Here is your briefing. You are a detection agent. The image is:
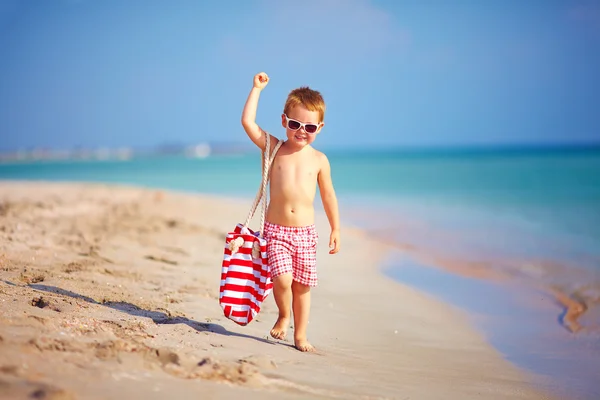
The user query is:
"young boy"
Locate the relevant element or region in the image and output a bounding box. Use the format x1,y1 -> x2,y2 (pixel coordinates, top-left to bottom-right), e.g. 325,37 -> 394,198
241,72 -> 340,352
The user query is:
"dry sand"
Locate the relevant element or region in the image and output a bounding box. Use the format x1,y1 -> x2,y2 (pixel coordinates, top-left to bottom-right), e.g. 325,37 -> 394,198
0,181 -> 555,399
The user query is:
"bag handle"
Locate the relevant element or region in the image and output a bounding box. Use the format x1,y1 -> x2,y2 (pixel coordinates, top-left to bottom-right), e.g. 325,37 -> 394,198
243,132 -> 282,235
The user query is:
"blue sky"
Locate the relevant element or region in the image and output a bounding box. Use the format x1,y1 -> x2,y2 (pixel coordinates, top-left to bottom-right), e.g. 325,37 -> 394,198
0,0 -> 599,151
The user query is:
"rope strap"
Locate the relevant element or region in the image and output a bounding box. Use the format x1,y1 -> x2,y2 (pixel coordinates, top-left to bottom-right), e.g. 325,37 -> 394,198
243,132 -> 282,235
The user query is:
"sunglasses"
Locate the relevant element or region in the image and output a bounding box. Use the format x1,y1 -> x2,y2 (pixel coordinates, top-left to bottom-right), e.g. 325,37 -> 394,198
284,114 -> 321,134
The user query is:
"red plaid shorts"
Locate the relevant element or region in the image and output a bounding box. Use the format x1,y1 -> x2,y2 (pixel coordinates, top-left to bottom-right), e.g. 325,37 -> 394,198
263,222 -> 319,287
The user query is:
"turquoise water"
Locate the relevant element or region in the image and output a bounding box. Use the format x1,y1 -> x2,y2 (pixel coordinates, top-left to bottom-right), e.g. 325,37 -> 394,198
3,146 -> 599,266
2,146 -> 599,269
2,145 -> 600,397
2,146 -> 599,307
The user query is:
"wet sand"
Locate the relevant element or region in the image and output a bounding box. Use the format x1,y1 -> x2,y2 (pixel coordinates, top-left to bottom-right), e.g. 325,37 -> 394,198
386,255 -> 600,400
0,181 -> 554,399
347,209 -> 600,336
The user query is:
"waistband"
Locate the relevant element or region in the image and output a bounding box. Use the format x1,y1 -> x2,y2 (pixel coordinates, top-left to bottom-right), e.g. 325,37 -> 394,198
264,221 -> 316,235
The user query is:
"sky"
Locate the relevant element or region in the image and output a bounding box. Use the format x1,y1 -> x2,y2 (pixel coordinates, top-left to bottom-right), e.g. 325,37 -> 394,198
0,0 -> 599,152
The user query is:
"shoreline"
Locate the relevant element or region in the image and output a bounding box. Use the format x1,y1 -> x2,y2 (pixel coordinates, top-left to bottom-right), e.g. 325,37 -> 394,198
383,253 -> 600,400
384,236 -> 592,334
350,204 -> 600,399
0,181 -> 554,399
339,202 -> 599,337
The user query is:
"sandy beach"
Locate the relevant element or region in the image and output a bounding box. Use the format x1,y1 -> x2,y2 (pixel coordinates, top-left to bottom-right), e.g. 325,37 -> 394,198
0,181 -> 554,400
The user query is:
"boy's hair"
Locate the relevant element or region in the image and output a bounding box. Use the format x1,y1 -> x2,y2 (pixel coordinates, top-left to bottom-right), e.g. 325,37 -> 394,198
283,87 -> 326,123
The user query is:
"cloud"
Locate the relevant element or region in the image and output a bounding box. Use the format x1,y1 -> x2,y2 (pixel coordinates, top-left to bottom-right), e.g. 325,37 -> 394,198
216,0 -> 410,66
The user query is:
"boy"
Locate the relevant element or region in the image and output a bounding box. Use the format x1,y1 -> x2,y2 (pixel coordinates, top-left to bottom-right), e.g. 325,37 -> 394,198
241,72 -> 340,352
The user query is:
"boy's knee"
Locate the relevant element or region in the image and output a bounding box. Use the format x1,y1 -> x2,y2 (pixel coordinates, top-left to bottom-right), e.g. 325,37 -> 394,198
273,273 -> 293,288
291,280 -> 310,294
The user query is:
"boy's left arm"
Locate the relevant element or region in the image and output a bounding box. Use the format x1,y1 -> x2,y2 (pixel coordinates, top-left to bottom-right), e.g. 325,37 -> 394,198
317,153 -> 340,254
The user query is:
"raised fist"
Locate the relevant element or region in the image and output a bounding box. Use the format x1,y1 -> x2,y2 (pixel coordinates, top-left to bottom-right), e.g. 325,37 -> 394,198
253,72 -> 269,90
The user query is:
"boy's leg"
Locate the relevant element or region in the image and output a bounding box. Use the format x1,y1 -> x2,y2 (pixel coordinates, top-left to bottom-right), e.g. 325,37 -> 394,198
265,222 -> 294,340
270,273 -> 293,340
291,225 -> 318,352
291,280 -> 314,352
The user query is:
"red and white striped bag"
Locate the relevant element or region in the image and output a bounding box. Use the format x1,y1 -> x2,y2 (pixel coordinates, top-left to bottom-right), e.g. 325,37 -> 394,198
219,134 -> 282,326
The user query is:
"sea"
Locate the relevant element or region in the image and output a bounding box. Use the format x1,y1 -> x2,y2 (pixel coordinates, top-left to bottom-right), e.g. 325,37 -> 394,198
1,144 -> 599,399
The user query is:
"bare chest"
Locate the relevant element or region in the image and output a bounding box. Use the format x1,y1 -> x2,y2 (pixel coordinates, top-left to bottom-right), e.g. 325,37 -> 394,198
270,157 -> 319,186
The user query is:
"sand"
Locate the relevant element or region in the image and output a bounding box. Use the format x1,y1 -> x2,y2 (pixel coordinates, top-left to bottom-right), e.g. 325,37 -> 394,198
0,181 -> 554,400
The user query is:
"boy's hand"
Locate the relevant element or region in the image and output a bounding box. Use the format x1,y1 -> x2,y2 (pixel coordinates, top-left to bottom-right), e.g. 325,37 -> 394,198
329,229 -> 340,254
253,72 -> 269,90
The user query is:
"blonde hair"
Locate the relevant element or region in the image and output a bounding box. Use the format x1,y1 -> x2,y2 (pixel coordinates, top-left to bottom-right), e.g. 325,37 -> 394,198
283,86 -> 326,123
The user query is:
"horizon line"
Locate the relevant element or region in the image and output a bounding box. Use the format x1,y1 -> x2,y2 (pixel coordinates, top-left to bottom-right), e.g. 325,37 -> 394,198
1,139 -> 599,154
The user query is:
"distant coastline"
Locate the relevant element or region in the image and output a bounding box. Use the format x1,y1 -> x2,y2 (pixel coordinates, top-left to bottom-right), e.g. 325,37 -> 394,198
0,141 -> 257,163
1,140 -> 598,164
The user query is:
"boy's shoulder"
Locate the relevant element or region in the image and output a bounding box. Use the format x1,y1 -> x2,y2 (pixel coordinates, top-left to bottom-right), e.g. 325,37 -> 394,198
310,147 -> 331,172
313,147 -> 329,161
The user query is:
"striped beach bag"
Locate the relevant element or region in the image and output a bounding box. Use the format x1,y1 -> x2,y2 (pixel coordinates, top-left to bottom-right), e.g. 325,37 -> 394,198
220,134 -> 282,326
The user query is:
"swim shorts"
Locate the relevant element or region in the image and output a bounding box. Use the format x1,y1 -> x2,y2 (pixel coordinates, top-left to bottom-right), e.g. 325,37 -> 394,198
263,221 -> 319,287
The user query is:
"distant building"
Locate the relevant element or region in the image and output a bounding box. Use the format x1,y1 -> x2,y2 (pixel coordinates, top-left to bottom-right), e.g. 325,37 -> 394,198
186,144 -> 211,158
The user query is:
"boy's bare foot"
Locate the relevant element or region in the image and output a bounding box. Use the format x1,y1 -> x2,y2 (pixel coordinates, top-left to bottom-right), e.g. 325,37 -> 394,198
270,316 -> 289,340
294,339 -> 315,352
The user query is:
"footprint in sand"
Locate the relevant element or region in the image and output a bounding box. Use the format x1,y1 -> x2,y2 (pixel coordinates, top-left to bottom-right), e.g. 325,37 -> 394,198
31,296 -> 49,309
30,296 -> 61,312
156,348 -> 180,367
0,379 -> 76,400
239,355 -> 277,370
144,255 -> 178,265
193,357 -> 264,386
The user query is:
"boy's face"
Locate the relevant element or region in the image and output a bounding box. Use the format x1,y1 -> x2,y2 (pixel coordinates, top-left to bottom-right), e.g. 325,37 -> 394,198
281,105 -> 323,148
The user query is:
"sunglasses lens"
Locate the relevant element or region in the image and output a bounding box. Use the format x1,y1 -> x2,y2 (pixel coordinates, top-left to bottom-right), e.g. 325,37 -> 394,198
305,124 -> 318,133
288,120 -> 301,130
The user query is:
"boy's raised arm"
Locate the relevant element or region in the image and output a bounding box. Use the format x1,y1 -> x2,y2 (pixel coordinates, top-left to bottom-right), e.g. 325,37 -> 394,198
241,72 -> 271,151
